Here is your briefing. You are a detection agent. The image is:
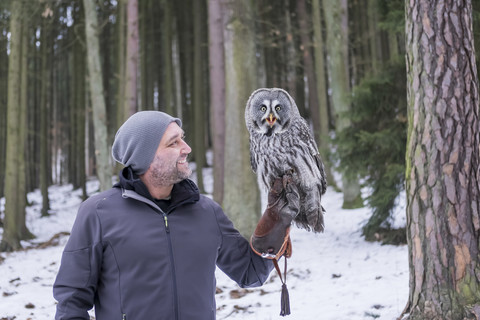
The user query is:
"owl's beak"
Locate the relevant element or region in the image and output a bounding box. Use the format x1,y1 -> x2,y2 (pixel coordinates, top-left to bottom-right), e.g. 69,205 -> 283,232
266,113 -> 276,127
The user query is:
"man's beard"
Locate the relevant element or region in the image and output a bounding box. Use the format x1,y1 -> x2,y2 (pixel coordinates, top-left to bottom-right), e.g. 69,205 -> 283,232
149,158 -> 192,188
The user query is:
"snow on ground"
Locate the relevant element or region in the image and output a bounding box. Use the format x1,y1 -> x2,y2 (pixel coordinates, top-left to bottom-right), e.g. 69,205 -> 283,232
0,172 -> 409,320
214,189 -> 408,320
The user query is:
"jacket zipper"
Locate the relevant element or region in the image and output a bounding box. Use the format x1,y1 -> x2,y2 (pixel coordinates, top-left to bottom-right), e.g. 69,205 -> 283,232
121,188 -> 192,320
122,314 -> 126,320
163,212 -> 179,320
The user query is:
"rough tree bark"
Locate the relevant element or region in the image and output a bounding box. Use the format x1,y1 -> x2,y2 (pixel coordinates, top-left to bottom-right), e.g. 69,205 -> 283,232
73,3 -> 87,199
83,0 -> 112,192
162,0 -> 174,115
0,16 -> 6,200
297,0 -> 320,138
1,0 -> 34,251
124,0 -> 139,116
39,6 -> 52,217
403,0 -> 480,319
207,0 -> 226,205
222,0 -> 261,238
312,0 -> 336,188
116,0 -> 126,123
139,0 -> 148,109
323,0 -> 362,208
193,0 -> 206,193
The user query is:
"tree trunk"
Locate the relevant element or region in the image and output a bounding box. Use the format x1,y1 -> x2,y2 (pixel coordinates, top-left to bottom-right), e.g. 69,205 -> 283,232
0,108 -> 5,199
25,2 -> 37,194
83,0 -> 112,192
367,0 -> 382,75
222,0 -> 261,238
153,0 -> 165,110
98,2 -> 115,144
403,1 -> 480,319
69,51 -> 76,188
350,0 -> 369,82
75,47 -> 87,199
297,0 -> 320,134
0,9 -> 8,199
18,9 -> 30,239
259,1 -> 285,88
192,0 -> 206,193
1,0 -> 33,251
284,4 -> 297,98
139,0 -> 149,109
73,3 -> 87,199
312,0 -> 336,189
124,0 -> 139,116
39,9 -> 52,217
207,0 -> 225,204
162,0 -> 174,115
116,0 -> 127,124
172,17 -> 183,119
175,0 -> 193,132
324,0 -> 362,208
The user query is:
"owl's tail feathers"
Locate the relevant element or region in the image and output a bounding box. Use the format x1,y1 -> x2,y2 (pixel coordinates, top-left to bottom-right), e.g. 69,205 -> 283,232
294,205 -> 325,233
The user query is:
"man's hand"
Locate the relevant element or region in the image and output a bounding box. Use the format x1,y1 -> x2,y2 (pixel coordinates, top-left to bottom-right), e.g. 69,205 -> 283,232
250,173 -> 300,259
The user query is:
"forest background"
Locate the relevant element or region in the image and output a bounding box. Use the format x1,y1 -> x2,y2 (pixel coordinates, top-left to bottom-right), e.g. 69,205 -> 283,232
2,1 -> 480,318
0,0 -> 479,267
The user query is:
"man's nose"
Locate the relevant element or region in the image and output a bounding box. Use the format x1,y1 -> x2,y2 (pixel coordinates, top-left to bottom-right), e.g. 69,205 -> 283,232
182,140 -> 192,154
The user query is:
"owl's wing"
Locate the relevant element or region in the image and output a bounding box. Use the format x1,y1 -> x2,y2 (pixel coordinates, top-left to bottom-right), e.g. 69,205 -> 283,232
250,151 -> 257,173
294,149 -> 327,232
299,118 -> 327,195
314,153 -> 327,195
248,138 -> 258,173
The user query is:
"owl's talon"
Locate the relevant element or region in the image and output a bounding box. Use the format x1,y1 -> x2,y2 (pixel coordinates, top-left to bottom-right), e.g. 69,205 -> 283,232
282,171 -> 295,189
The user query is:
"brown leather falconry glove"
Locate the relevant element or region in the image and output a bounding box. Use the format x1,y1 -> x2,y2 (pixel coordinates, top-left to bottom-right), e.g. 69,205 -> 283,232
250,173 -> 300,260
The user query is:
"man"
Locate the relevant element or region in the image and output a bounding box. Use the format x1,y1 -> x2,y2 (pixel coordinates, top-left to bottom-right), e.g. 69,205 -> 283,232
53,111 -> 292,320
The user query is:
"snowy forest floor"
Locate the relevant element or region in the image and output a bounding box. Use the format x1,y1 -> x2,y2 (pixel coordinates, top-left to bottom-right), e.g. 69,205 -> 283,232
0,170 -> 409,320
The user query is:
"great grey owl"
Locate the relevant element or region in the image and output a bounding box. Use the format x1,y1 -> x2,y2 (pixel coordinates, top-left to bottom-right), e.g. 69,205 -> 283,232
245,88 -> 327,232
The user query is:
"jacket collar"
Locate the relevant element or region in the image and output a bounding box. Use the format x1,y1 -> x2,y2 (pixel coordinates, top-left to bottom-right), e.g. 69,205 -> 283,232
121,188 -> 164,212
115,166 -> 200,212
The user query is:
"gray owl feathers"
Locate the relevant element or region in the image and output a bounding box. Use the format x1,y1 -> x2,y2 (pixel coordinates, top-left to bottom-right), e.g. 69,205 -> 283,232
245,88 -> 327,232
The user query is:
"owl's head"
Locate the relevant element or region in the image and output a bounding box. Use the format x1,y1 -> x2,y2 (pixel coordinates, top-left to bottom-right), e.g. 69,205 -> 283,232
245,88 -> 299,136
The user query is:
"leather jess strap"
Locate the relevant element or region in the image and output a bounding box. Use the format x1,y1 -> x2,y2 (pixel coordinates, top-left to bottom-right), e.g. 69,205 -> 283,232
250,226 -> 292,260
250,229 -> 292,316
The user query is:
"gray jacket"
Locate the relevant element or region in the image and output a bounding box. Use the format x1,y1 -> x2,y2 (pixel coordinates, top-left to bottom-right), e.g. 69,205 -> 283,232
53,172 -> 273,320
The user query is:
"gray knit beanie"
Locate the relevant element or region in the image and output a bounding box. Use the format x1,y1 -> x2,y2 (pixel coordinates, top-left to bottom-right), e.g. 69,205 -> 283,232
112,111 -> 182,175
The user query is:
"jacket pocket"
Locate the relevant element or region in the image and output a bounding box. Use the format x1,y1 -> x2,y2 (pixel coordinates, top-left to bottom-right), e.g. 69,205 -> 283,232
56,247 -> 91,287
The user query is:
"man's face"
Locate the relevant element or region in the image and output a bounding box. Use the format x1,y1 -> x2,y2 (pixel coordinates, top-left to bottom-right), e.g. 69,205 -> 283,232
145,122 -> 192,188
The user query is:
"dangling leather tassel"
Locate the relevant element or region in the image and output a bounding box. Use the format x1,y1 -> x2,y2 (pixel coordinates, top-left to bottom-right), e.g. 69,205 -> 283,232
273,256 -> 291,316
280,282 -> 291,316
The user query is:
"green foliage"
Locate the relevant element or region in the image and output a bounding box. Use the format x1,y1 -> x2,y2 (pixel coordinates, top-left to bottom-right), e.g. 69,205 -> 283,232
333,59 -> 407,242
376,0 -> 405,34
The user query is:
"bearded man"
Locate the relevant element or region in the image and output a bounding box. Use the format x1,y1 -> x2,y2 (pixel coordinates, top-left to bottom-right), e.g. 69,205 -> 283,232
53,111 -> 280,320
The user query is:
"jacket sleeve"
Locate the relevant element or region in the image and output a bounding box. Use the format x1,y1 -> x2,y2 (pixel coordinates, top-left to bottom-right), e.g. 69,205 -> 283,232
53,197 -> 104,320
214,205 -> 274,288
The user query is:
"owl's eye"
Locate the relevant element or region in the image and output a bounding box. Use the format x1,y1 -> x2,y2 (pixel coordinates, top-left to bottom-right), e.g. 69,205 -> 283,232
260,105 -> 267,112
275,105 -> 282,112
